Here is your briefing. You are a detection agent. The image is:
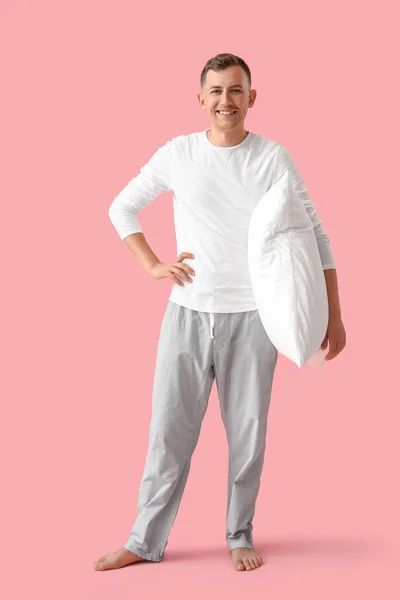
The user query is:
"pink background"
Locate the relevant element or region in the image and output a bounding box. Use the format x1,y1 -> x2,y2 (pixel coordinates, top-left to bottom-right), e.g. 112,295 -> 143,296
1,0 -> 399,598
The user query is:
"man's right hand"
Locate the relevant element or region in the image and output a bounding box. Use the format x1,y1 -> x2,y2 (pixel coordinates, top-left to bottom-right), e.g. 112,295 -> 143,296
148,252 -> 196,287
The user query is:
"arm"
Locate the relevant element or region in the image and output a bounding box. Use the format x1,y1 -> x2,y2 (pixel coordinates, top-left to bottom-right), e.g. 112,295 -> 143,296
324,269 -> 342,317
108,141 -> 195,286
108,140 -> 173,242
123,231 -> 160,273
323,268 -> 341,318
121,231 -> 195,285
273,145 -> 336,271
274,145 -> 346,360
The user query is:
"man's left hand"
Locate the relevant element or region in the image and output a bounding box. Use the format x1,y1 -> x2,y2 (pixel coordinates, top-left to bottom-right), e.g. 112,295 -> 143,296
320,313 -> 347,361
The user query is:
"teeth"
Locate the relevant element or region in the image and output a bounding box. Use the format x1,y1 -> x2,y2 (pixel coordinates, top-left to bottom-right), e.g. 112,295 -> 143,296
218,111 -> 235,115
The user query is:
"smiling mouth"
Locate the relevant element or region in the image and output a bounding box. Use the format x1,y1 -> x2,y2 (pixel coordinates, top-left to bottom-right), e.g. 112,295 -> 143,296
216,110 -> 237,115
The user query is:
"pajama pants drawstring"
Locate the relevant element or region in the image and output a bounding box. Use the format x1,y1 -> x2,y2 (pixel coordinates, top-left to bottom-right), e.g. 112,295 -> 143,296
209,312 -> 215,339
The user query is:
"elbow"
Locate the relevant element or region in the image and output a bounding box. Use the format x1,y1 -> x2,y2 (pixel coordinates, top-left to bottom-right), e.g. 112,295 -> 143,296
108,196 -> 117,217
108,197 -> 121,224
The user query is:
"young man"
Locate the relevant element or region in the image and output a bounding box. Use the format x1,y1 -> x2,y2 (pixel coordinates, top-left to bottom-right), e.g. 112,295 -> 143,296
94,54 -> 346,573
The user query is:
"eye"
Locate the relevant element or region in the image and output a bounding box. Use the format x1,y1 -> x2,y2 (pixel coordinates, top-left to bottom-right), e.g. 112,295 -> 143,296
211,89 -> 241,93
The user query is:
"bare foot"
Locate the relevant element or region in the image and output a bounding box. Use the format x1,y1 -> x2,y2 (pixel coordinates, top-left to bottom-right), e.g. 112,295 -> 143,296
231,547 -> 262,571
93,548 -> 148,571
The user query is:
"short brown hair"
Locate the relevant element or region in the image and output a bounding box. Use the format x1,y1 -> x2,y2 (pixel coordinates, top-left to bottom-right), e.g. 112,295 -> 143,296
200,53 -> 252,90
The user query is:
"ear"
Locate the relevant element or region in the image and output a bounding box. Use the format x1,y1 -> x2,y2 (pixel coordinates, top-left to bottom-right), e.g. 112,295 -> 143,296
248,89 -> 257,107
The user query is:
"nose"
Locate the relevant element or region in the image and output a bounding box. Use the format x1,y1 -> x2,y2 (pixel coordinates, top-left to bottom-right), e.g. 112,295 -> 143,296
220,90 -> 233,105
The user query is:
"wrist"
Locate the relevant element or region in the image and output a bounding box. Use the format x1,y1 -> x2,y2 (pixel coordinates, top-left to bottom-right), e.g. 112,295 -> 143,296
329,307 -> 342,319
146,259 -> 161,274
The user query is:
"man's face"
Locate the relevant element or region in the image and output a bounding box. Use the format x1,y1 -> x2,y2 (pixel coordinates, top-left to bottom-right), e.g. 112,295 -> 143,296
198,65 -> 256,130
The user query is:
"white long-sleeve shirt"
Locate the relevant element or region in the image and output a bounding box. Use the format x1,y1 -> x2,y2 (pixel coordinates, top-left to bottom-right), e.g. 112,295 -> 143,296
109,129 -> 336,313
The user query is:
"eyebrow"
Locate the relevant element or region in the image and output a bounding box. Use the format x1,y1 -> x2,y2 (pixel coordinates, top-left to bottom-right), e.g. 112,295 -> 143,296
209,84 -> 244,89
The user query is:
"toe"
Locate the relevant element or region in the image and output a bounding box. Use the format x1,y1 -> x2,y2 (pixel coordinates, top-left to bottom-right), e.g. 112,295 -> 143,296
94,555 -> 110,570
244,559 -> 251,570
236,561 -> 245,571
250,557 -> 258,569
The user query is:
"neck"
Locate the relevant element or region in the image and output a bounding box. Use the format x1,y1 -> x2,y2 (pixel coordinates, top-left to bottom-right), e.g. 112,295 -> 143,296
206,126 -> 249,147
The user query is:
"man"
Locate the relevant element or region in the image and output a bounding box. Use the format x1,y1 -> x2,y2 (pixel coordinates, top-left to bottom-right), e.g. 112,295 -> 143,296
94,53 -> 346,573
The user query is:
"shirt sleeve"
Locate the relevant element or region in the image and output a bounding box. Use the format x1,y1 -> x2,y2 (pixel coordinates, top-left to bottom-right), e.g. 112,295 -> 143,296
274,144 -> 336,270
108,139 -> 173,241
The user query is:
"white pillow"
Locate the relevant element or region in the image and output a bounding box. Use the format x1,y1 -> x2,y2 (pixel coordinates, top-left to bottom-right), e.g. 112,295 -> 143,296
247,169 -> 329,368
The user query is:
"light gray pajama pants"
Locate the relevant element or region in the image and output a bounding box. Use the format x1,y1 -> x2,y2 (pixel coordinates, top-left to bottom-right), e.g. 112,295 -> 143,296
124,299 -> 278,562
